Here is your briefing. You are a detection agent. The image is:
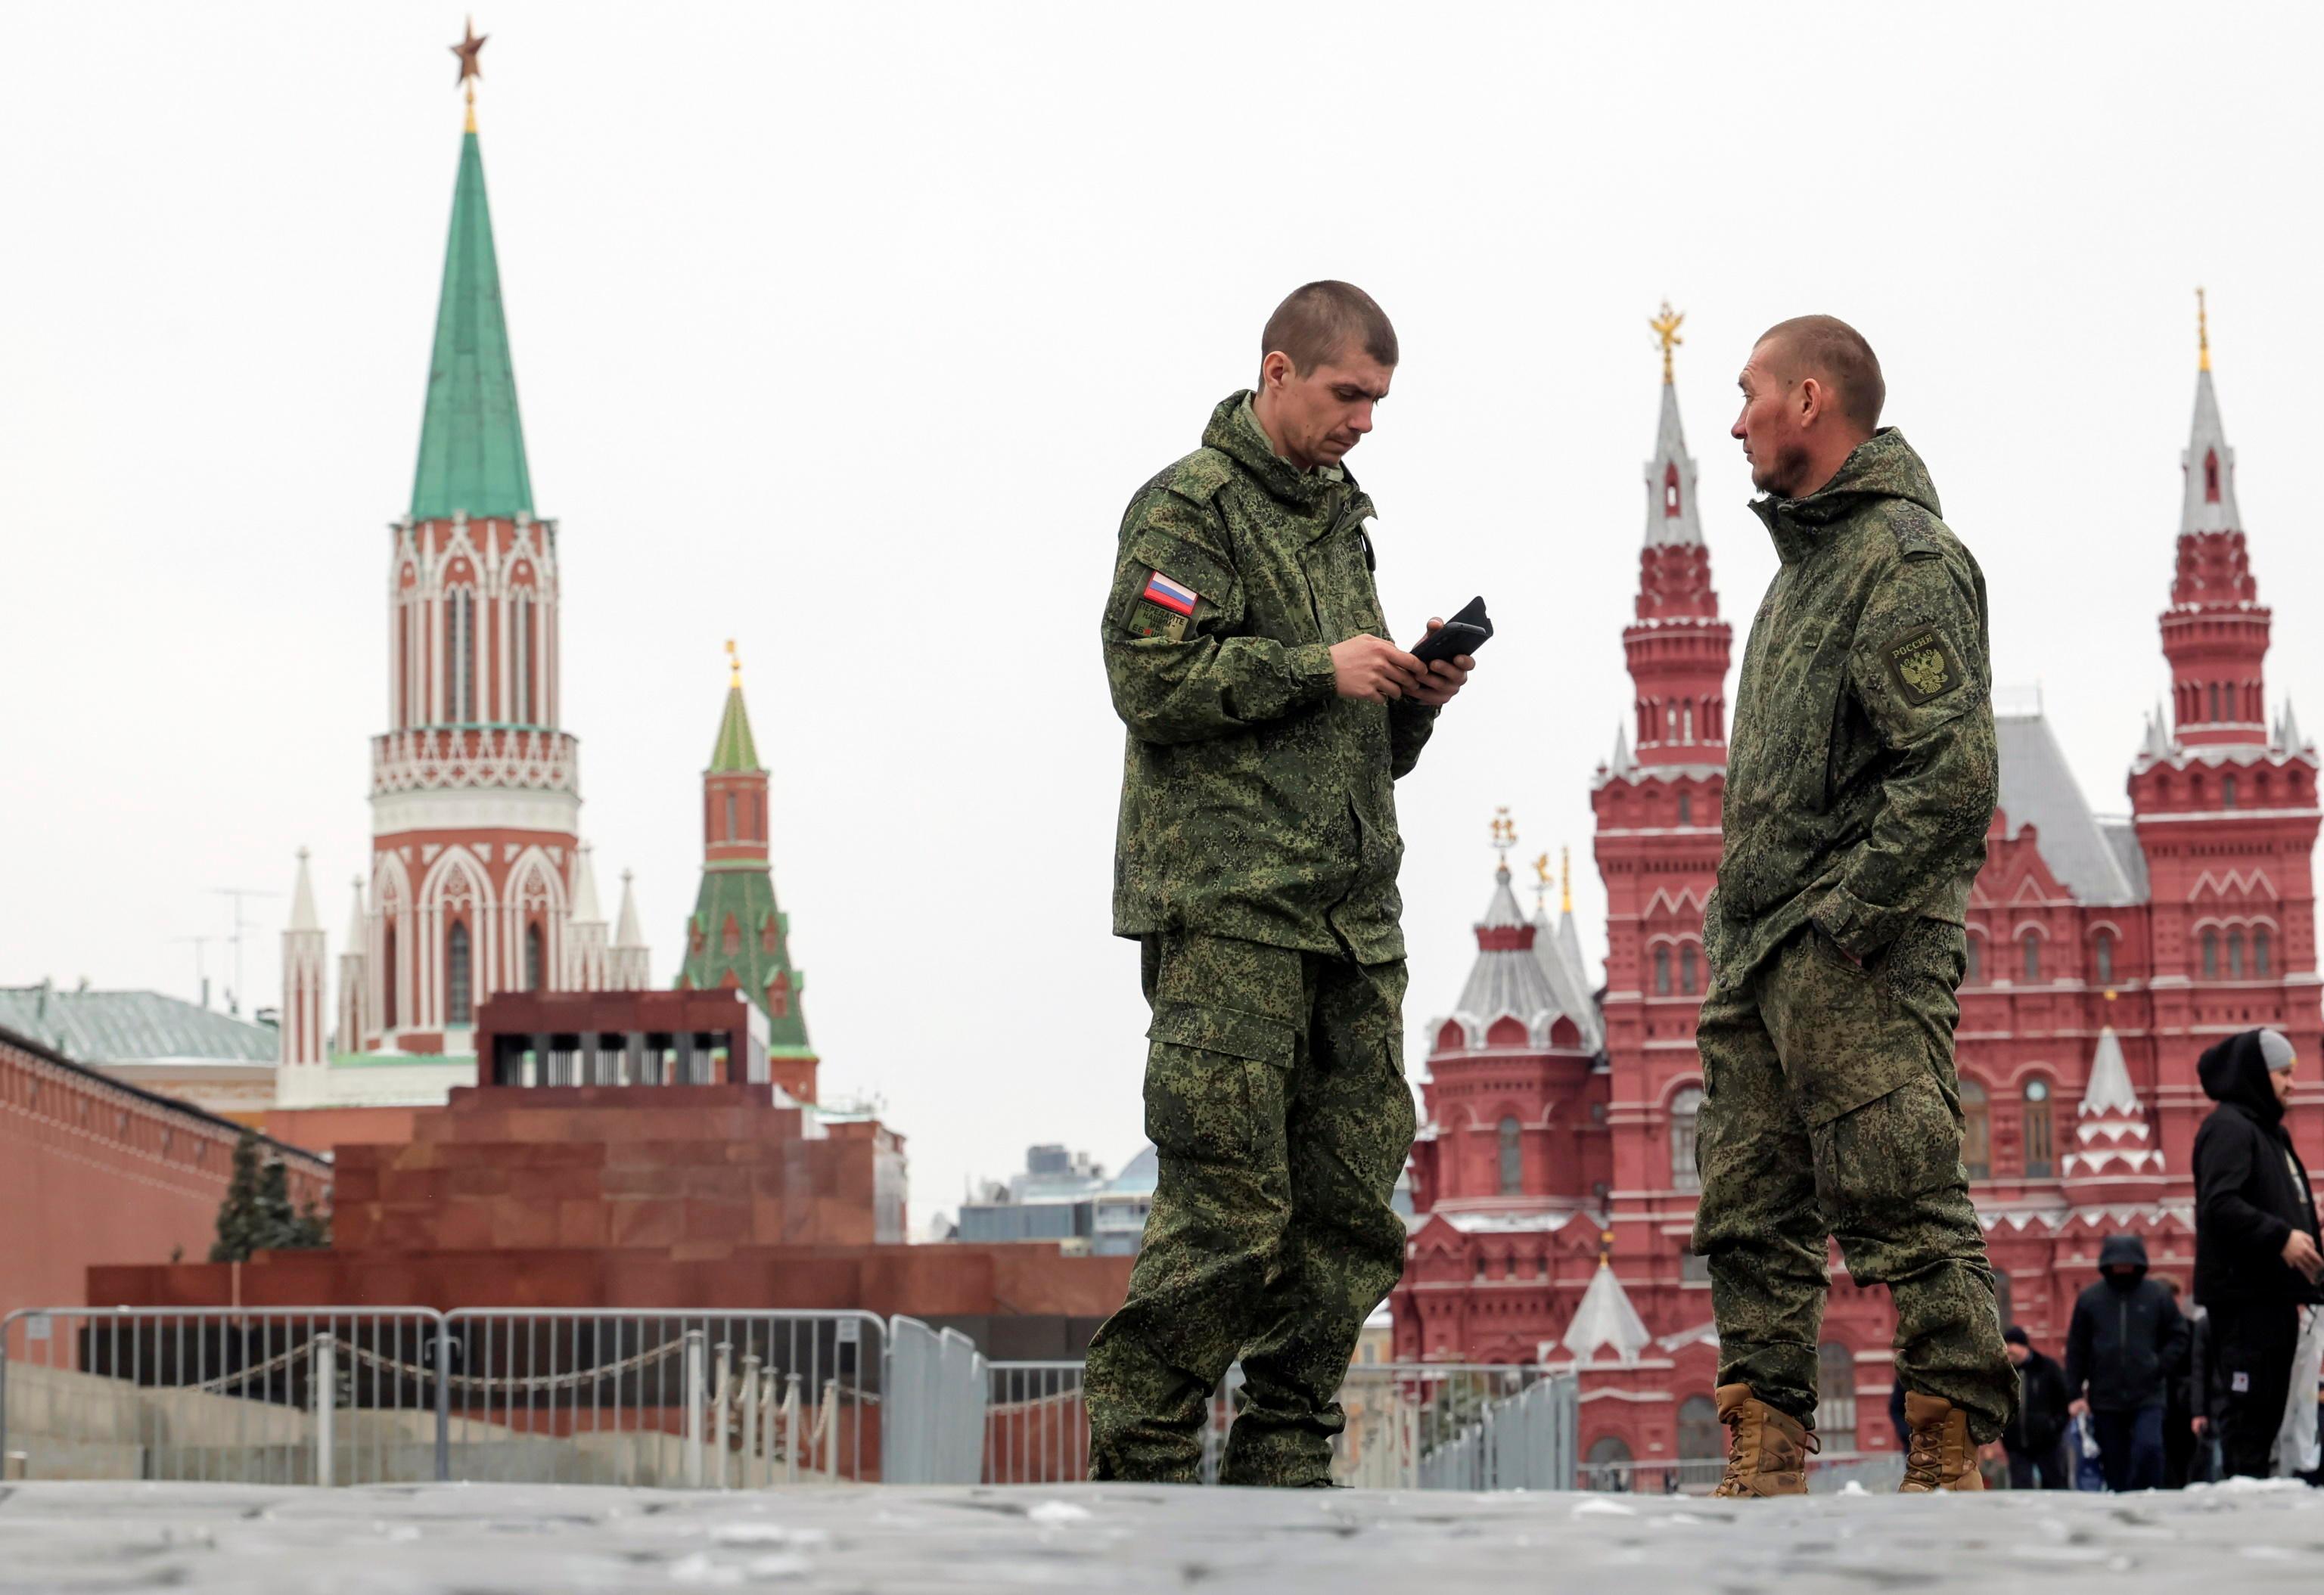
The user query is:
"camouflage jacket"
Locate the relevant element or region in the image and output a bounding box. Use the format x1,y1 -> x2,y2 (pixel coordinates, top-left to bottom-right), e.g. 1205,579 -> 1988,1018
1104,391 -> 1437,962
1708,430 -> 1997,981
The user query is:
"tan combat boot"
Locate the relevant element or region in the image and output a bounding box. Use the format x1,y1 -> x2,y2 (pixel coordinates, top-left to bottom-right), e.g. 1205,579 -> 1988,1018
1897,1392 -> 1984,1492
1710,1382 -> 1816,1497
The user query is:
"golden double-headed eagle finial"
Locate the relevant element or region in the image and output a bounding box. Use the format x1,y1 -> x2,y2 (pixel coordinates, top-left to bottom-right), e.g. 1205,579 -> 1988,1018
1490,807 -> 1517,863
2197,286 -> 2211,373
1650,301 -> 1685,385
725,638 -> 741,687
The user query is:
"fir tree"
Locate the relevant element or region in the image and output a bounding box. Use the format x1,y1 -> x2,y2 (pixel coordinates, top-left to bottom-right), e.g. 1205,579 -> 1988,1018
209,1130 -> 266,1263
256,1157 -> 298,1251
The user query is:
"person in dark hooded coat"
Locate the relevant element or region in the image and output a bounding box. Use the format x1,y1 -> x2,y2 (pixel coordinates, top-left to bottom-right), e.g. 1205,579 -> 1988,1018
2064,1232 -> 2188,1490
2192,1027 -> 2323,1479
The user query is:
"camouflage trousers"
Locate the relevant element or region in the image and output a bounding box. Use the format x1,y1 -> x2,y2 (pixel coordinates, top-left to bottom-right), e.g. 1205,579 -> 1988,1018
1691,917 -> 2015,1444
1085,931 -> 1415,1486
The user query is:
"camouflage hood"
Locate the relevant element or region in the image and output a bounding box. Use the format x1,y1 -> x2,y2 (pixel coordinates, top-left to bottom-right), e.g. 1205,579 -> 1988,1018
1201,392 -> 1345,512
1752,430 -> 1943,546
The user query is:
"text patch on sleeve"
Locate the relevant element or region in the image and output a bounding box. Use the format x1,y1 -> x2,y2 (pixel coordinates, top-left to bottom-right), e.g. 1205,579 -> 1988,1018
1885,628 -> 1965,706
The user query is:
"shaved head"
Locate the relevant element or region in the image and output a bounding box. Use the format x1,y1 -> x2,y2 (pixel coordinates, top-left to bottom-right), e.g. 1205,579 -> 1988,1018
1754,315 -> 1884,432
1262,281 -> 1399,377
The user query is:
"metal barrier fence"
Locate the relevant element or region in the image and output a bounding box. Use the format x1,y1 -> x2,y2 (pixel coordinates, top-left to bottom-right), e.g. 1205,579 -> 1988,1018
1,1307 -> 887,1488
885,1317 -> 987,1484
0,1308 -> 444,1485
981,1361 -> 1580,1491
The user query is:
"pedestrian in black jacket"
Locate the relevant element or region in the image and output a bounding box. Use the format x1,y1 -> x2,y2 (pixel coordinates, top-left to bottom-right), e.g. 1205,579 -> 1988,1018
2000,1325 -> 2071,1488
2192,1027 -> 2323,1479
2065,1233 -> 2189,1491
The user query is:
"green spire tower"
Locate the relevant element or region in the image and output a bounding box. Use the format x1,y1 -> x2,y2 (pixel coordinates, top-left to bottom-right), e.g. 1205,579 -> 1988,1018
409,78 -> 533,522
678,644 -> 818,1099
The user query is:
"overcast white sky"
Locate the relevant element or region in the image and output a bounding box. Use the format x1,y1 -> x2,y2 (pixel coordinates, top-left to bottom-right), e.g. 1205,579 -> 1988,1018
4,2 -> 2319,1224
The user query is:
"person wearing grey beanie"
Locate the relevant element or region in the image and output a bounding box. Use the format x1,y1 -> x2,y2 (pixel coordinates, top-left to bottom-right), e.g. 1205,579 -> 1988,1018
2192,1028 -> 2322,1478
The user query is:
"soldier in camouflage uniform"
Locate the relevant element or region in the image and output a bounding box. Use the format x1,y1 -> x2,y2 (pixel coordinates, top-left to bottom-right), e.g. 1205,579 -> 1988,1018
1693,316 -> 2013,1496
1086,282 -> 1474,1486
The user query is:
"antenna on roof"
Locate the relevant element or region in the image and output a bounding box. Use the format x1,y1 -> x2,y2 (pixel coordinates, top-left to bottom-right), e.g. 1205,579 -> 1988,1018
171,935 -> 220,1010
210,887 -> 280,1017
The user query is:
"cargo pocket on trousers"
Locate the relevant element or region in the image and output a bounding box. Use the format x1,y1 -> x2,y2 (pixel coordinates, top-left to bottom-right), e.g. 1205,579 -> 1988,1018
1810,1066 -> 1962,1237
1144,1001 -> 1294,1166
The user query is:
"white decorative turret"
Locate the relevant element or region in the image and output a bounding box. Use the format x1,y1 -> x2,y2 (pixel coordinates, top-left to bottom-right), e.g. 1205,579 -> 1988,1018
1606,723 -> 1639,780
610,868 -> 651,991
336,876 -> 367,1057
1435,842 -> 1592,1054
1562,1252 -> 1653,1366
565,841 -> 610,991
2063,1027 -> 2163,1178
2278,700 -> 2310,756
280,848 -> 328,1068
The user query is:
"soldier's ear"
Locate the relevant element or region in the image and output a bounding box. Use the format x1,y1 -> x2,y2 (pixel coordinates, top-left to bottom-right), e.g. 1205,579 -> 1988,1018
1260,349 -> 1294,393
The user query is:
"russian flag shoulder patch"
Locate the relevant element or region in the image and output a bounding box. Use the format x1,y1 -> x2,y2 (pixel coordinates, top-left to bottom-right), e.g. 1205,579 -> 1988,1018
1140,569 -> 1198,617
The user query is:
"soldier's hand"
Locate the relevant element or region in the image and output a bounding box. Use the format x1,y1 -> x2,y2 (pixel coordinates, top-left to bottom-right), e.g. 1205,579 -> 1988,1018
2283,1228 -> 2324,1282
1331,634 -> 1425,703
1406,617 -> 1474,708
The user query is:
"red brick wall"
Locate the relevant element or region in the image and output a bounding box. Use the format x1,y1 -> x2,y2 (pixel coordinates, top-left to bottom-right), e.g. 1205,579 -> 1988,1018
0,1028 -> 330,1318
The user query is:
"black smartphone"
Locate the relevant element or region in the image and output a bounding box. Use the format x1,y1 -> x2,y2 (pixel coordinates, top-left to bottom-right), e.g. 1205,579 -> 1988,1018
1411,621 -> 1490,666
1411,596 -> 1493,665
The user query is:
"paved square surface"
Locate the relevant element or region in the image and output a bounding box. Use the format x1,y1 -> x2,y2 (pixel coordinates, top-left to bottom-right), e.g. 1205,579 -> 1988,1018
0,1479 -> 2316,1592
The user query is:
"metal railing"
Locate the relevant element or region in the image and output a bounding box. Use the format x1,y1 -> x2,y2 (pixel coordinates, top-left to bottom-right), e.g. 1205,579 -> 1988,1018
437,1310 -> 884,1487
0,1308 -> 443,1485
1,1307 -> 889,1488
980,1360 -> 1580,1491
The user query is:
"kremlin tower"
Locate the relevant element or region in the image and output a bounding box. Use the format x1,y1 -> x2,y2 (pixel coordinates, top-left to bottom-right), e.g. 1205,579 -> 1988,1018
276,35 -> 649,1110
675,647 -> 820,1104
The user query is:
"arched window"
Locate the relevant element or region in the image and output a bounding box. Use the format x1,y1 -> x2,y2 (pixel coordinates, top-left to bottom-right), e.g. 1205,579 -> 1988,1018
766,970 -> 791,1019
1678,791 -> 1693,825
2208,682 -> 2222,723
2202,929 -> 2220,979
1670,1086 -> 1704,1193
1961,1079 -> 1990,1180
1664,461 -> 1682,517
725,793 -> 738,839
2204,448 -> 2220,501
2023,1078 -> 2053,1178
445,587 -> 477,723
2255,928 -> 2273,976
1965,935 -> 1982,984
1816,1342 -> 1858,1448
2021,934 -> 2041,984
753,793 -> 764,836
2227,928 -> 2245,979
2093,930 -> 2114,987
524,923 -> 543,992
1680,945 -> 1700,996
383,923 -> 398,1029
446,921 -> 473,1026
721,914 -> 741,957
1676,1395 -> 1723,1462
1654,945 -> 1672,996
2223,774 -> 2239,809
510,594 -> 529,723
1496,1116 -> 1524,1194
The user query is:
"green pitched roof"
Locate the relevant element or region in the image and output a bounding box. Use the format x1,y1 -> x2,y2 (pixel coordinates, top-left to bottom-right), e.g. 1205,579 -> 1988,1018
409,128 -> 533,522
710,684 -> 761,772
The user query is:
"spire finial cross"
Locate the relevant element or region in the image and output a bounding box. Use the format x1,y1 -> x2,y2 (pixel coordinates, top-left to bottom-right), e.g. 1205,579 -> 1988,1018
725,638 -> 741,688
1561,845 -> 1574,914
2196,286 -> 2211,373
1649,300 -> 1685,385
